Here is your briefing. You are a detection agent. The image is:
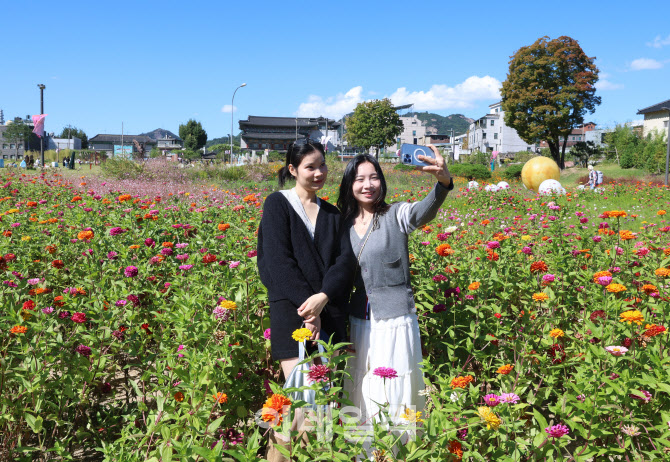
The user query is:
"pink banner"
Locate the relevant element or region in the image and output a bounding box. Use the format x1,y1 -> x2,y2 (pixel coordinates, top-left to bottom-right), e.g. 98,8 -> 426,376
32,114 -> 48,138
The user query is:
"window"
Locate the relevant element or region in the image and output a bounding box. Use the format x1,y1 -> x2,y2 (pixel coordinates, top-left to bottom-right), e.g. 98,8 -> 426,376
10,144 -> 15,149
412,130 -> 416,136
490,120 -> 495,126
482,132 -> 487,140
494,133 -> 498,139
664,120 -> 668,128
527,147 -> 532,152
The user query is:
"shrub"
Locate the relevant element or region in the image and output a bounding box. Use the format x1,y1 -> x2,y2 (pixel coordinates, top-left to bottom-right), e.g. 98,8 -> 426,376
393,163 -> 415,172
501,164 -> 524,179
449,163 -> 492,179
100,158 -> 145,179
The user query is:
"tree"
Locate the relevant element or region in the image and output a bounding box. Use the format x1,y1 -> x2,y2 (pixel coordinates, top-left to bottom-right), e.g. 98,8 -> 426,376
2,121 -> 33,158
569,141 -> 601,168
58,126 -> 89,149
179,120 -> 208,152
500,36 -> 601,169
345,98 -> 403,158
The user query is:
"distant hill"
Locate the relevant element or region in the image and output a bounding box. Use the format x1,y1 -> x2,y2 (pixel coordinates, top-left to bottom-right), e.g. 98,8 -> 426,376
140,128 -> 180,141
206,135 -> 241,148
411,113 -> 473,136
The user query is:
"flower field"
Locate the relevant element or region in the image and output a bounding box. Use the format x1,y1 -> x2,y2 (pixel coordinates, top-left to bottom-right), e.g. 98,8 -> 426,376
2,163 -> 670,461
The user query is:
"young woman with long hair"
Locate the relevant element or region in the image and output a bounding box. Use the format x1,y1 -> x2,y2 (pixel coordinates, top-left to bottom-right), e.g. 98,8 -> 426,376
337,147 -> 453,446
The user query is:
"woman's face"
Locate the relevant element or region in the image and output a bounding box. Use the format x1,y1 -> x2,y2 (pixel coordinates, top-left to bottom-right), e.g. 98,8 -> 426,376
352,162 -> 381,208
290,151 -> 327,192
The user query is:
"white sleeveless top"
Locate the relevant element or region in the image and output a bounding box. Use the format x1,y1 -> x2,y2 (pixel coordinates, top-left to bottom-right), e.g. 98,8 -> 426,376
279,188 -> 321,240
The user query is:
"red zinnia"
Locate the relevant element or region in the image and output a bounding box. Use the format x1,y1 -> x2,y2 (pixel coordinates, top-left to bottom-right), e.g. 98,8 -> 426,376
70,312 -> 87,323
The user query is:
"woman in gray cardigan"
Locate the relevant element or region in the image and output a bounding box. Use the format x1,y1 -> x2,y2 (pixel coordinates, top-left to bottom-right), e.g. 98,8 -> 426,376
336,147 -> 453,443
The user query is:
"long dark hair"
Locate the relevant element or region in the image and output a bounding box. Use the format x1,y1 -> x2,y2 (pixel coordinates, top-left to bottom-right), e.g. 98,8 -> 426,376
337,154 -> 389,222
278,140 -> 326,187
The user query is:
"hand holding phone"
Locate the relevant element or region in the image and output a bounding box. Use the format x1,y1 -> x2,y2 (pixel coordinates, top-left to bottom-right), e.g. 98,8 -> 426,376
400,144 -> 435,167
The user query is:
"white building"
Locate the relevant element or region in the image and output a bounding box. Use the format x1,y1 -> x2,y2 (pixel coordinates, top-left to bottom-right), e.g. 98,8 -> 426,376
636,98 -> 670,138
385,115 -> 427,152
466,102 -> 536,155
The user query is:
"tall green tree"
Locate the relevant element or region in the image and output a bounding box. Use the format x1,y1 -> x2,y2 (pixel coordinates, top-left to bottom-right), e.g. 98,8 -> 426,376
178,119 -> 208,152
2,121 -> 34,158
58,125 -> 89,149
345,98 -> 403,158
501,36 -> 601,169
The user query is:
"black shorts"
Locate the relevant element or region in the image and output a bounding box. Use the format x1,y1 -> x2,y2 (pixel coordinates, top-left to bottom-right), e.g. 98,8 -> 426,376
270,299 -> 347,360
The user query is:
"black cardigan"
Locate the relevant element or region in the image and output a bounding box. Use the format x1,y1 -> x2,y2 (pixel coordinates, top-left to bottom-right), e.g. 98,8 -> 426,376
257,192 -> 355,309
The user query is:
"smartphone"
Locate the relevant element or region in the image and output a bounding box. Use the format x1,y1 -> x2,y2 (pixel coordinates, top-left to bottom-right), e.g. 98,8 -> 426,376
399,144 -> 435,166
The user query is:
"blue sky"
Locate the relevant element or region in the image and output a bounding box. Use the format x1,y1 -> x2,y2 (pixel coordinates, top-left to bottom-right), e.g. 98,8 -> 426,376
2,0 -> 669,139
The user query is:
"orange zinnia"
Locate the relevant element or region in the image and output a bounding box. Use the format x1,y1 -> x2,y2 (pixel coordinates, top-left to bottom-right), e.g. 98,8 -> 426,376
261,394 -> 292,426
530,261 -> 548,273
604,210 -> 627,218
436,244 -> 454,256
10,325 -> 27,334
174,392 -> 185,402
468,282 -> 480,291
52,260 -> 64,269
77,230 -> 94,240
619,230 -> 635,240
450,375 -> 475,389
606,283 -> 626,293
592,271 -> 612,283
497,364 -> 514,375
532,293 -> 549,302
218,223 -> 231,232
642,284 -> 658,295
655,268 -> 670,277
213,392 -> 228,404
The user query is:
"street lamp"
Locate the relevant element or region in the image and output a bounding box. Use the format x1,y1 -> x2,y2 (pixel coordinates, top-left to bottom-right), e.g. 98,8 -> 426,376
37,84 -> 45,168
231,83 -> 246,164
663,107 -> 670,186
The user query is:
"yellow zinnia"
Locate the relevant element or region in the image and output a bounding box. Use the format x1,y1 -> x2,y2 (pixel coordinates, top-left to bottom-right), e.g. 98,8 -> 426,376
549,328 -> 564,339
292,328 -> 312,342
220,300 -> 237,310
478,406 -> 502,430
400,407 -> 425,423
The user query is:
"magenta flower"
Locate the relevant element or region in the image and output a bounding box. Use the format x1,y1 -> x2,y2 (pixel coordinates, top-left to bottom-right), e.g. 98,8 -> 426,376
629,390 -> 652,403
542,274 -> 555,283
179,264 -> 193,271
545,424 -> 569,439
213,306 -> 230,321
124,266 -> 138,278
27,278 -> 40,285
247,250 -> 258,258
176,254 -> 189,261
109,227 -> 126,236
521,246 -> 533,255
263,328 -> 271,340
75,344 -> 92,357
597,276 -> 613,286
373,367 -> 398,379
144,238 -> 156,247
229,261 -> 240,269
307,364 -> 331,383
161,247 -> 173,256
486,241 -> 500,250
433,274 -> 447,282
483,394 -> 501,407
41,306 -> 54,314
107,251 -> 119,260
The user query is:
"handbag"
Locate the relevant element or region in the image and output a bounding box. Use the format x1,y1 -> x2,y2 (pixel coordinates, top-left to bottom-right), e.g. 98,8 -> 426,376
283,339 -> 329,409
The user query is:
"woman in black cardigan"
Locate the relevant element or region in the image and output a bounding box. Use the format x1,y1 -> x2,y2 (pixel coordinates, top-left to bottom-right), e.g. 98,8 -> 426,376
257,141 -> 354,378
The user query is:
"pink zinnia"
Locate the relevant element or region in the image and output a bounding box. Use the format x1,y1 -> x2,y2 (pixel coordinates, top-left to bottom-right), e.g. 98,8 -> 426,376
229,261 -> 240,269
307,364 -> 331,383
629,390 -> 652,403
487,241 -> 500,250
545,424 -> 569,439
179,264 -> 193,271
263,328 -> 271,340
597,276 -> 613,286
109,227 -> 126,236
483,394 -> 500,407
500,393 -> 520,404
542,274 -> 555,283
75,344 -> 92,357
373,367 -> 398,379
124,266 -> 138,278
605,346 -> 628,356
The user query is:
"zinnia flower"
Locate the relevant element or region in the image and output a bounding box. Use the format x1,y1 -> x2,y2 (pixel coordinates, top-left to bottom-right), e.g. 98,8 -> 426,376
450,375 -> 475,388
306,364 -> 331,383
532,293 -> 549,302
545,424 -> 569,439
220,300 -> 237,310
75,344 -> 92,357
549,328 -> 564,339
478,406 -> 501,430
605,345 -> 628,356
606,283 -> 627,293
483,394 -> 501,407
655,268 -> 670,277
174,391 -> 185,402
500,393 -> 520,404
10,325 -> 27,334
530,261 -> 548,273
291,328 -> 312,342
373,367 -> 398,379
70,312 -> 87,323
213,392 -> 228,404
263,328 -> 271,340
399,407 -> 425,423
629,390 -> 652,403
124,266 -> 138,278
497,364 -> 513,375
261,393 -> 292,426
619,310 -> 644,325
468,282 -> 480,291
436,243 -> 454,256
621,425 -> 641,436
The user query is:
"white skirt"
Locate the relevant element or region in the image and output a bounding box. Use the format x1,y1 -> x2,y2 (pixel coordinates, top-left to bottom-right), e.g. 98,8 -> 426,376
344,312 -> 426,426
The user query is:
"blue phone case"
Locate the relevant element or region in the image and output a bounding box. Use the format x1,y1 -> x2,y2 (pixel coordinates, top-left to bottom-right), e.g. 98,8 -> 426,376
400,144 -> 434,166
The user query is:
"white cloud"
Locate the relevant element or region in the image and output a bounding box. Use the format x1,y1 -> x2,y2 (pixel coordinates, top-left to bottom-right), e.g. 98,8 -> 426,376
295,86 -> 364,119
294,76 -> 501,118
630,58 -> 663,70
595,79 -> 624,90
647,34 -> 670,48
221,105 -> 237,113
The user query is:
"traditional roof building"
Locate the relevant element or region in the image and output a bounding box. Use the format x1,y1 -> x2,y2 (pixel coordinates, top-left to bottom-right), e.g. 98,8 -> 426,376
239,116 -> 342,152
637,99 -> 670,138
